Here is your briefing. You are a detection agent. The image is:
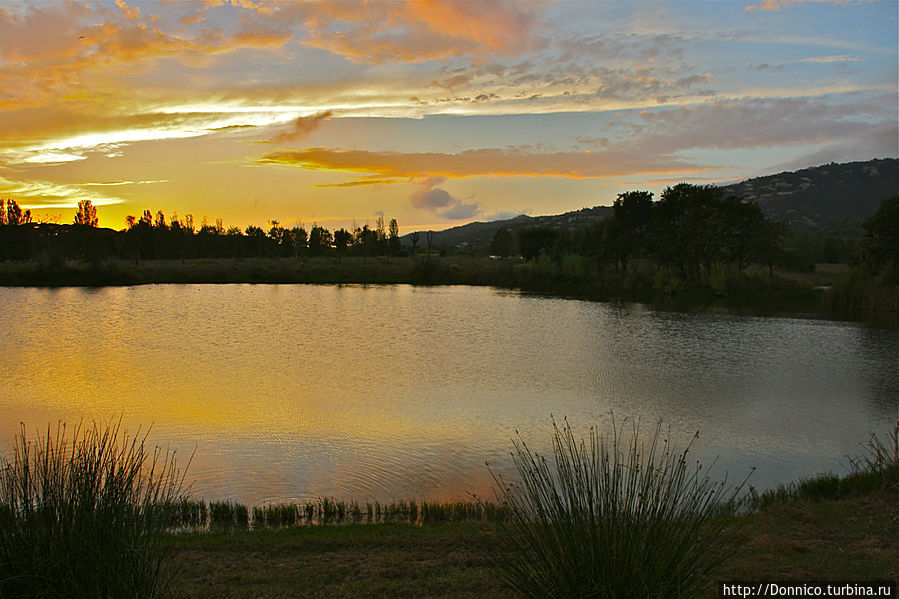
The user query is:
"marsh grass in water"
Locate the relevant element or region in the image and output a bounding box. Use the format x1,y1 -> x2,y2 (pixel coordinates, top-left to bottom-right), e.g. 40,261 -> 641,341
489,418 -> 750,599
0,420 -> 191,599
205,498 -> 509,529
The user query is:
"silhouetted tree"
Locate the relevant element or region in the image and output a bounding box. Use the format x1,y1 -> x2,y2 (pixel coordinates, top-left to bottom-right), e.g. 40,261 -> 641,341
291,226 -> 308,260
388,218 -> 402,257
862,196 -> 899,276
375,216 -> 387,256
244,225 -> 266,257
308,225 -> 332,257
355,225 -> 377,262
5,198 -> 31,225
489,227 -> 515,258
74,200 -> 98,227
610,190 -> 653,270
334,228 -> 352,263
517,227 -> 561,262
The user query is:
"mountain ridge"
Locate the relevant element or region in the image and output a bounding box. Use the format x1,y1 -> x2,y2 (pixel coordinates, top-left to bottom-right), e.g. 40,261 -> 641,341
403,158 -> 898,250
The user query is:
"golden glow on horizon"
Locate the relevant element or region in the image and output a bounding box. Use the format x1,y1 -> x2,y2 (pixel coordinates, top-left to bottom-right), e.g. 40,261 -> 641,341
0,0 -> 893,230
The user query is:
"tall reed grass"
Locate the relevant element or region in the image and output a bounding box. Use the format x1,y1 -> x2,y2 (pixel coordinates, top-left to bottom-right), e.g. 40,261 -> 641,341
0,420 -> 191,598
490,418 -> 748,599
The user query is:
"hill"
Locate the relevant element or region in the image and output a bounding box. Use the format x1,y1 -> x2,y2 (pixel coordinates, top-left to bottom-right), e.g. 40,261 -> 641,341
401,206 -> 612,251
719,158 -> 898,236
405,158 -> 897,250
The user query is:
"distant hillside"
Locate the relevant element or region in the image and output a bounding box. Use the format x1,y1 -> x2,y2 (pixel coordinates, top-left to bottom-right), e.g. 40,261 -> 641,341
719,158 -> 898,236
401,206 -> 612,251
404,158 -> 898,249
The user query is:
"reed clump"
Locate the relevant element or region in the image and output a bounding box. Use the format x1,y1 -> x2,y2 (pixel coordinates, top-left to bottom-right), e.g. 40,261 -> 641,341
0,420 -> 191,599
490,418 -> 748,599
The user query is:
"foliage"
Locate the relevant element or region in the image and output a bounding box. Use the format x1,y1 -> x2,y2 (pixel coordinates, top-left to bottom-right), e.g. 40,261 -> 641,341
489,227 -> 515,258
0,420 -> 191,599
1,198 -> 32,226
490,418 -> 748,599
862,196 -> 899,279
74,200 -> 99,227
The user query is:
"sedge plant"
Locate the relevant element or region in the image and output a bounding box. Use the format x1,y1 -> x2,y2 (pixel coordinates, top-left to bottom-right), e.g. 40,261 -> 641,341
490,417 -> 749,599
0,419 -> 191,599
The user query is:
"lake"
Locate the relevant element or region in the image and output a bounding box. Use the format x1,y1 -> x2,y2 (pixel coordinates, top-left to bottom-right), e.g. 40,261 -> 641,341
1,284 -> 897,507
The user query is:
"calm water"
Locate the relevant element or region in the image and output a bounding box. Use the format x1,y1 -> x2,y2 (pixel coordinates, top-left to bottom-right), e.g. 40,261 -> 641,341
1,284 -> 897,506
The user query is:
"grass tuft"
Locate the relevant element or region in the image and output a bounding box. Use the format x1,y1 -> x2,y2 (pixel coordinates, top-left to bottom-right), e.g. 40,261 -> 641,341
490,417 -> 749,599
0,419 -> 191,599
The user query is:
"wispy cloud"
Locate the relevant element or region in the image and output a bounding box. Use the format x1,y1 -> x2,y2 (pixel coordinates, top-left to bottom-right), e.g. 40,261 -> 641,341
258,146 -> 701,181
78,180 -> 168,187
745,0 -> 872,11
797,55 -> 860,63
298,0 -> 549,64
0,175 -> 127,210
270,111 -> 333,143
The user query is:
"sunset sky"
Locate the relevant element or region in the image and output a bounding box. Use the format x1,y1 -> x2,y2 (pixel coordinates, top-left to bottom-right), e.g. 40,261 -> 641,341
1,0 -> 896,232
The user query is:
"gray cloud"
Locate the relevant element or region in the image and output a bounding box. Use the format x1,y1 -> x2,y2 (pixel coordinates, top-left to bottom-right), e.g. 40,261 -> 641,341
410,178 -> 481,220
411,186 -> 455,210
624,96 -> 897,154
439,201 -> 480,220
270,111 -> 332,143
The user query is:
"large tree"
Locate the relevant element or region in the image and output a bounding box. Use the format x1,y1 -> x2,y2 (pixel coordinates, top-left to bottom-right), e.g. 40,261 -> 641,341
489,227 -> 515,258
610,190 -> 654,271
73,200 -> 99,227
862,196 -> 899,275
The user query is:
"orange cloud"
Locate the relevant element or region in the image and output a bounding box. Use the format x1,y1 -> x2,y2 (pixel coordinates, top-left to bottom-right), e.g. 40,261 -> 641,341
406,0 -> 544,55
745,0 -> 865,10
202,0 -> 276,15
300,0 -> 547,64
114,0 -> 142,21
258,146 -> 701,181
0,2 -> 292,111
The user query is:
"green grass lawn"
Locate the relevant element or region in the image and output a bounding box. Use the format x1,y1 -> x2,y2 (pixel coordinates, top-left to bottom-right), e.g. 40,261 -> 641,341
167,486 -> 898,599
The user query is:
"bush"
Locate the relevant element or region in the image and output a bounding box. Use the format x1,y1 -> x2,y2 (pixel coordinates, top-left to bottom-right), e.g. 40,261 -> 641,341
490,418 -> 748,599
0,420 -> 191,598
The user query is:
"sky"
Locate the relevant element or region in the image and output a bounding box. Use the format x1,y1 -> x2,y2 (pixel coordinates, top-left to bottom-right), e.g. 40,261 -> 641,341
1,0 -> 896,232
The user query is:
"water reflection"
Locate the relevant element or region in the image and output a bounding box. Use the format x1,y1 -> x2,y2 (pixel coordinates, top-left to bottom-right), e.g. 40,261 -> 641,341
1,284 -> 896,506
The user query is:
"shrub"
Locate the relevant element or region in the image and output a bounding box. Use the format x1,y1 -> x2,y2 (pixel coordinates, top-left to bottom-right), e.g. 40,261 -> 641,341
0,420 -> 191,598
490,418 -> 748,599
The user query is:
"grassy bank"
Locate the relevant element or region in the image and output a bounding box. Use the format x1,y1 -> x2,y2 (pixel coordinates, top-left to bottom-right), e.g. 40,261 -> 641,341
164,422 -> 898,598
2,255 -> 895,319
3,419 -> 897,598
165,485 -> 898,598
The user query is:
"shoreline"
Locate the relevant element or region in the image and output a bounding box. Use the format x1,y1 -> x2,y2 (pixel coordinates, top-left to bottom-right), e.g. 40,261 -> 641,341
2,256 -> 896,327
166,477 -> 898,598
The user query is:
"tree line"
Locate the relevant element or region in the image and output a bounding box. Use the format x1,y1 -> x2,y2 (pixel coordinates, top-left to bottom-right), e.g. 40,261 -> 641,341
0,187 -> 895,283
118,209 -> 404,261
489,184 -> 897,280
0,198 -> 406,262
